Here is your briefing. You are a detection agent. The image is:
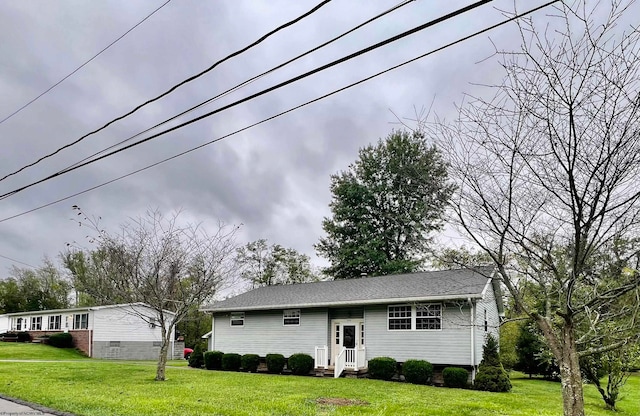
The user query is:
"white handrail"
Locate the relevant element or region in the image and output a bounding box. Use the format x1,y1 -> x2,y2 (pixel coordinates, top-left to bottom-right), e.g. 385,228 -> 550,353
314,345 -> 328,369
334,347 -> 346,378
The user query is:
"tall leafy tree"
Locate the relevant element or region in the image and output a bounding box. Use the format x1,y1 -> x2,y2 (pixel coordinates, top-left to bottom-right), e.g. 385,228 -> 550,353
316,130 -> 453,279
236,239 -> 318,288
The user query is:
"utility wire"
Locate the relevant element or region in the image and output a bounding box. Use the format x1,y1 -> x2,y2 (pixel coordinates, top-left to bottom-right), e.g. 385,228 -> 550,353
0,0 -> 333,183
0,0 -> 494,200
0,0 -> 559,224
0,253 -> 37,269
0,0 -> 172,127
63,0 -> 416,171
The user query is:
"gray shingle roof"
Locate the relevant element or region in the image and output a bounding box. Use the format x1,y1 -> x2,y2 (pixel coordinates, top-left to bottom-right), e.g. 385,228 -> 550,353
201,267 -> 495,312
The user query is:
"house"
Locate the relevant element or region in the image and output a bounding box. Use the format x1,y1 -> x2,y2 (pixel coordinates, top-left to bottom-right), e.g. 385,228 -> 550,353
201,267 -> 503,378
0,302 -> 181,360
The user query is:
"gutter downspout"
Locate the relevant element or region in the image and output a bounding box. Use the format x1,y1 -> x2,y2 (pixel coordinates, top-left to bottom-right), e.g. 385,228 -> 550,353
468,297 -> 476,381
211,315 -> 215,351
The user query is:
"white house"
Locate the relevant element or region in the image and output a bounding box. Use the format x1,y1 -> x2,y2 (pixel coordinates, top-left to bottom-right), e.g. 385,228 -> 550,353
0,302 -> 180,360
201,267 -> 503,378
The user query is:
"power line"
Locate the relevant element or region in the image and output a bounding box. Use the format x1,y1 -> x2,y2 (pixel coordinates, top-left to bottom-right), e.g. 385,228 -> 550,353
0,253 -> 37,269
0,0 -> 495,200
0,0 -> 172,127
63,0 -> 416,171
0,0 -> 333,184
0,0 -> 559,224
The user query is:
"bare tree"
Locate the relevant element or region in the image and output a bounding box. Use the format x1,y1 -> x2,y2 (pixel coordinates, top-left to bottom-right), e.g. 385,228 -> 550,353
429,2 -> 640,415
68,207 -> 238,381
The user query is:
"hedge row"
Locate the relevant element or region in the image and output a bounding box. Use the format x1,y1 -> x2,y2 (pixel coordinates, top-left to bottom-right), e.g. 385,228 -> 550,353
369,357 -> 471,389
199,351 -> 312,375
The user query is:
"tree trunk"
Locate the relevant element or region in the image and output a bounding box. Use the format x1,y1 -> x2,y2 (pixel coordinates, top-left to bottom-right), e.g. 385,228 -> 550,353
155,336 -> 170,381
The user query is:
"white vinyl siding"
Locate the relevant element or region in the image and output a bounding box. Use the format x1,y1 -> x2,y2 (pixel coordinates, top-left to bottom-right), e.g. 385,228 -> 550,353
91,306 -> 173,342
475,281 -> 500,364
213,309 -> 328,357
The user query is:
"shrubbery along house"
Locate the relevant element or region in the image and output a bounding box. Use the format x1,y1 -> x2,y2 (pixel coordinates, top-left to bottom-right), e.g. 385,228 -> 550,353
201,267 -> 503,379
0,302 -> 181,360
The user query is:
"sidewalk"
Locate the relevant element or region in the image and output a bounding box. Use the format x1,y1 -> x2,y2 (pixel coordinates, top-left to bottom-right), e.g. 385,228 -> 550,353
0,396 -> 72,416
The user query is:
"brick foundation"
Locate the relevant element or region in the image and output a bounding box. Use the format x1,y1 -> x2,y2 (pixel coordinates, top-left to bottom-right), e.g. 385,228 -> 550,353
26,330 -> 93,357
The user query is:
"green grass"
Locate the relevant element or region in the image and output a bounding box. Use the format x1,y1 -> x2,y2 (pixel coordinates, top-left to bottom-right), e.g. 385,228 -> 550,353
0,342 -> 88,360
0,345 -> 637,415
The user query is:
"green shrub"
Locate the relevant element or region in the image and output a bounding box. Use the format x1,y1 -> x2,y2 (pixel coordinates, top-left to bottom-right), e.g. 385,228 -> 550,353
204,351 -> 224,370
266,353 -> 286,374
443,367 -> 469,388
474,365 -> 511,392
241,354 -> 260,373
402,359 -> 433,385
47,332 -> 73,348
221,353 -> 242,371
287,353 -> 314,376
17,332 -> 32,343
188,344 -> 205,368
368,357 -> 397,381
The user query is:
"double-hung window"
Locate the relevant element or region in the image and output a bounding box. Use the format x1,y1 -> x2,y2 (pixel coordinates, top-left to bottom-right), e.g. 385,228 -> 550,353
388,304 -> 442,330
73,313 -> 89,330
283,309 -> 300,326
230,312 -> 244,327
31,316 -> 42,330
48,315 -> 61,330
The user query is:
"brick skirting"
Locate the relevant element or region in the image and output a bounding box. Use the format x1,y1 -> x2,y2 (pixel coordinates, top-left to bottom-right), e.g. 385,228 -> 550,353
26,330 -> 92,357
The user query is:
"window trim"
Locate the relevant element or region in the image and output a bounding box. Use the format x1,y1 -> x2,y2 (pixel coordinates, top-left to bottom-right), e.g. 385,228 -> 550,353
31,316 -> 42,331
387,303 -> 442,331
283,309 -> 301,326
73,313 -> 89,330
387,305 -> 412,330
415,304 -> 442,331
230,312 -> 245,327
48,315 -> 62,330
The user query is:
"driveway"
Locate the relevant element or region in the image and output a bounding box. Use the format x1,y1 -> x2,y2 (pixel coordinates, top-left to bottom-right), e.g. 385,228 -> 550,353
0,395 -> 74,416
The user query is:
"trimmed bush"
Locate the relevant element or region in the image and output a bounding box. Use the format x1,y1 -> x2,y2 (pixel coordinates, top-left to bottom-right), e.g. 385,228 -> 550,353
402,359 -> 433,385
474,365 -> 511,392
221,353 -> 242,371
266,353 -> 286,374
241,354 -> 260,373
47,332 -> 73,348
204,350 -> 224,370
443,367 -> 469,388
16,332 -> 32,343
188,344 -> 205,368
287,353 -> 314,376
368,357 -> 397,381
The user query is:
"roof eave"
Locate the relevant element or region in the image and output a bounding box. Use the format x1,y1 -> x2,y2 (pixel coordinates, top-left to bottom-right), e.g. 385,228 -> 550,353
201,293 -> 484,313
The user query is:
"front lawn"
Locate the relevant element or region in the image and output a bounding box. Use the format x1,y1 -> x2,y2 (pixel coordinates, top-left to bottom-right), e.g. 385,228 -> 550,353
0,342 -> 88,360
0,360 -> 637,416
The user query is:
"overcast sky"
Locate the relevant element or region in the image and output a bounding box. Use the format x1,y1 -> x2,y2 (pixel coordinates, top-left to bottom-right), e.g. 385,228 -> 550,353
0,0 -> 587,277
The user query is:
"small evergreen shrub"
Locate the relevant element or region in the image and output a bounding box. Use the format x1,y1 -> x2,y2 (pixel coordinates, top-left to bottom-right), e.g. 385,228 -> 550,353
266,353 -> 286,374
474,365 -> 512,392
47,332 -> 73,348
17,332 -> 31,343
287,353 -> 314,376
204,350 -> 224,370
188,344 -> 205,368
368,357 -> 397,381
241,354 -> 260,373
402,359 -> 433,385
443,367 -> 469,388
221,353 -> 242,371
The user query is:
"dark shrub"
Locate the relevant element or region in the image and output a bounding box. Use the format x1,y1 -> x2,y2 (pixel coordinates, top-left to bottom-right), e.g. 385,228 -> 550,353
266,353 -> 286,374
288,353 -> 314,376
188,344 -> 205,368
368,357 -> 397,381
221,353 -> 242,371
443,367 -> 469,388
474,365 -> 511,392
402,359 -> 433,385
241,354 -> 260,373
204,350 -> 224,370
16,332 -> 31,343
47,332 -> 73,348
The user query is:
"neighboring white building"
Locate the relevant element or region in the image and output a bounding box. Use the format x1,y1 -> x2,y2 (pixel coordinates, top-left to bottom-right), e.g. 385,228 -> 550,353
0,302 -> 180,360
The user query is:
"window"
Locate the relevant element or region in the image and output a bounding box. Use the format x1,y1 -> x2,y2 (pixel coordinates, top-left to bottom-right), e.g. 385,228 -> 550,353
31,316 -> 42,331
16,318 -> 22,331
388,305 -> 412,330
48,315 -> 61,330
335,325 -> 340,345
283,309 -> 300,326
230,312 -> 245,327
152,341 -> 162,347
360,323 -> 365,345
484,309 -> 488,332
388,304 -> 442,330
416,304 -> 441,330
109,341 -> 121,347
73,313 -> 89,330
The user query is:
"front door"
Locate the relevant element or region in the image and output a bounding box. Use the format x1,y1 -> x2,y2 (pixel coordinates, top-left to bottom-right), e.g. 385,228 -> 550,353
332,320 -> 363,366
